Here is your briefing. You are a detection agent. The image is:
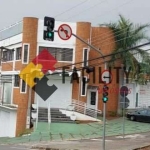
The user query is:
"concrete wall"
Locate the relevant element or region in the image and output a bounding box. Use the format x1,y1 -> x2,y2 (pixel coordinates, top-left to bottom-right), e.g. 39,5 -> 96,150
0,106 -> 17,137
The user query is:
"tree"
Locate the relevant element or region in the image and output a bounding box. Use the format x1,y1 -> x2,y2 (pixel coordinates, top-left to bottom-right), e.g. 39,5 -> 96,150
100,14 -> 150,84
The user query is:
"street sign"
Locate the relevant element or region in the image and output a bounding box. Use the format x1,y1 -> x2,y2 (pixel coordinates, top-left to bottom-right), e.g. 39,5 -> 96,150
58,24 -> 72,40
101,70 -> 112,85
120,86 -> 129,97
120,97 -> 130,109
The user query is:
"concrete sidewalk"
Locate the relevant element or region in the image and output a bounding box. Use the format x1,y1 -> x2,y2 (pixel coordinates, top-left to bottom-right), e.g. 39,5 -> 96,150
1,118 -> 150,145
1,118 -> 150,150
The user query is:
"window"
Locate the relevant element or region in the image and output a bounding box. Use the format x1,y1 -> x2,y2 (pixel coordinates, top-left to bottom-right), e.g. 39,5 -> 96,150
147,110 -> 150,115
139,110 -> 147,115
16,47 -> 22,60
91,92 -> 96,105
3,50 -> 14,61
22,44 -> 29,64
20,79 -> 27,93
81,77 -> 87,96
83,48 -> 89,67
135,93 -> 138,107
14,75 -> 20,87
39,46 -> 73,61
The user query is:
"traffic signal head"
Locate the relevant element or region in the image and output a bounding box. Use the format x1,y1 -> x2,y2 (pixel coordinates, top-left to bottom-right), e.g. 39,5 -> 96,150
44,17 -> 55,31
102,84 -> 109,103
43,31 -> 54,41
43,16 -> 55,41
84,66 -> 95,73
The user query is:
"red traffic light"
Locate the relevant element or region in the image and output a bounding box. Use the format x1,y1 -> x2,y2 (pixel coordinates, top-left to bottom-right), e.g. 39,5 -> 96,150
44,17 -> 55,31
103,85 -> 109,91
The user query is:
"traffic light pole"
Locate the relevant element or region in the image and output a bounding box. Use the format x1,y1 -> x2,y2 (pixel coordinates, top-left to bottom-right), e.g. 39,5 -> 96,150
71,32 -> 107,150
54,30 -> 107,150
103,63 -> 107,150
123,91 -> 125,138
68,32 -> 107,150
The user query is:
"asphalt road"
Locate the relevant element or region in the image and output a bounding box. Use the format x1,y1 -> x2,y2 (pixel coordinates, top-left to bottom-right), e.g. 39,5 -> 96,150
0,145 -> 31,150
1,132 -> 150,150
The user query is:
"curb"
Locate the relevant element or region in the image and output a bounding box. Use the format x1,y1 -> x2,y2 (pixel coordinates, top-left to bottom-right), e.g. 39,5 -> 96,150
133,145 -> 150,150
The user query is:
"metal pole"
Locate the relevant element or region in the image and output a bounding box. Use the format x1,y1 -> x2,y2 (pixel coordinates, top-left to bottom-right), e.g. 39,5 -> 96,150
123,91 -> 125,138
27,87 -> 32,128
55,30 -> 107,149
72,33 -> 104,57
54,30 -> 104,57
78,77 -> 81,102
0,48 -> 2,104
0,48 -> 2,66
103,63 -> 107,150
72,32 -> 107,150
103,102 -> 106,150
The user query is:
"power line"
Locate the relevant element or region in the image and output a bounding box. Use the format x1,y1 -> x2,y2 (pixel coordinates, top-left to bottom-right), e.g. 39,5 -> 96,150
2,45 -> 150,80
64,0 -> 106,21
1,26 -> 149,76
47,26 -> 149,61
46,48 -> 150,77
77,49 -> 150,71
2,28 -> 149,73
55,0 -> 89,18
54,42 -> 150,69
90,0 -> 135,22
48,28 -> 149,60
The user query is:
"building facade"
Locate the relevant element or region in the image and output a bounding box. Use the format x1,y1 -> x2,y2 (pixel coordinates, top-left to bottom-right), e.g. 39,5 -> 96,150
0,17 -> 125,137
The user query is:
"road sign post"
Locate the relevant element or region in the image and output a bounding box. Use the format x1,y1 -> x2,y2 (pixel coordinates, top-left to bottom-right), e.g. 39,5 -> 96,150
120,86 -> 129,138
56,26 -> 107,150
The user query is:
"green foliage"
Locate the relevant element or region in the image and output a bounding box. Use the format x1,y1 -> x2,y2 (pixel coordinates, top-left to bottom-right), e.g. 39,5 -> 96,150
100,14 -> 150,84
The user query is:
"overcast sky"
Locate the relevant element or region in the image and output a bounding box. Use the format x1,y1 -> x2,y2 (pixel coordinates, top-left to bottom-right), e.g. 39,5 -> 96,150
0,0 -> 150,30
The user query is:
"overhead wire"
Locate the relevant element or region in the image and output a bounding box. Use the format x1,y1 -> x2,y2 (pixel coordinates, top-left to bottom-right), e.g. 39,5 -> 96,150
2,27 -> 149,75
76,49 -> 150,71
45,48 -> 150,76
49,26 -> 149,61
53,42 -> 150,69
35,41 -> 150,77
50,28 -> 149,61
90,0 -> 135,22
64,0 -> 106,21
54,0 -> 89,18
1,1 -> 138,71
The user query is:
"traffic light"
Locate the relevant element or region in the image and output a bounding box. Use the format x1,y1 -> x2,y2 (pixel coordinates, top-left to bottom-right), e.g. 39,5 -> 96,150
102,84 -> 109,103
30,104 -> 37,128
70,67 -> 79,83
83,66 -> 95,83
43,16 -> 55,41
85,67 -> 95,73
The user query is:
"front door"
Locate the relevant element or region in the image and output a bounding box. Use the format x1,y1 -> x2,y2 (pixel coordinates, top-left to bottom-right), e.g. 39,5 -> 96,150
87,90 -> 98,109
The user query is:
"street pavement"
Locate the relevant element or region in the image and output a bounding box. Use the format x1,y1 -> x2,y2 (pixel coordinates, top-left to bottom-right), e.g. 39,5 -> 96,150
1,132 -> 150,150
0,145 -> 30,150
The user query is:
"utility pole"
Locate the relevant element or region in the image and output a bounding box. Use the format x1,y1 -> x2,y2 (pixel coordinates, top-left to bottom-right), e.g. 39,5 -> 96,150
0,47 -> 2,104
56,31 -> 107,150
71,33 -> 107,150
